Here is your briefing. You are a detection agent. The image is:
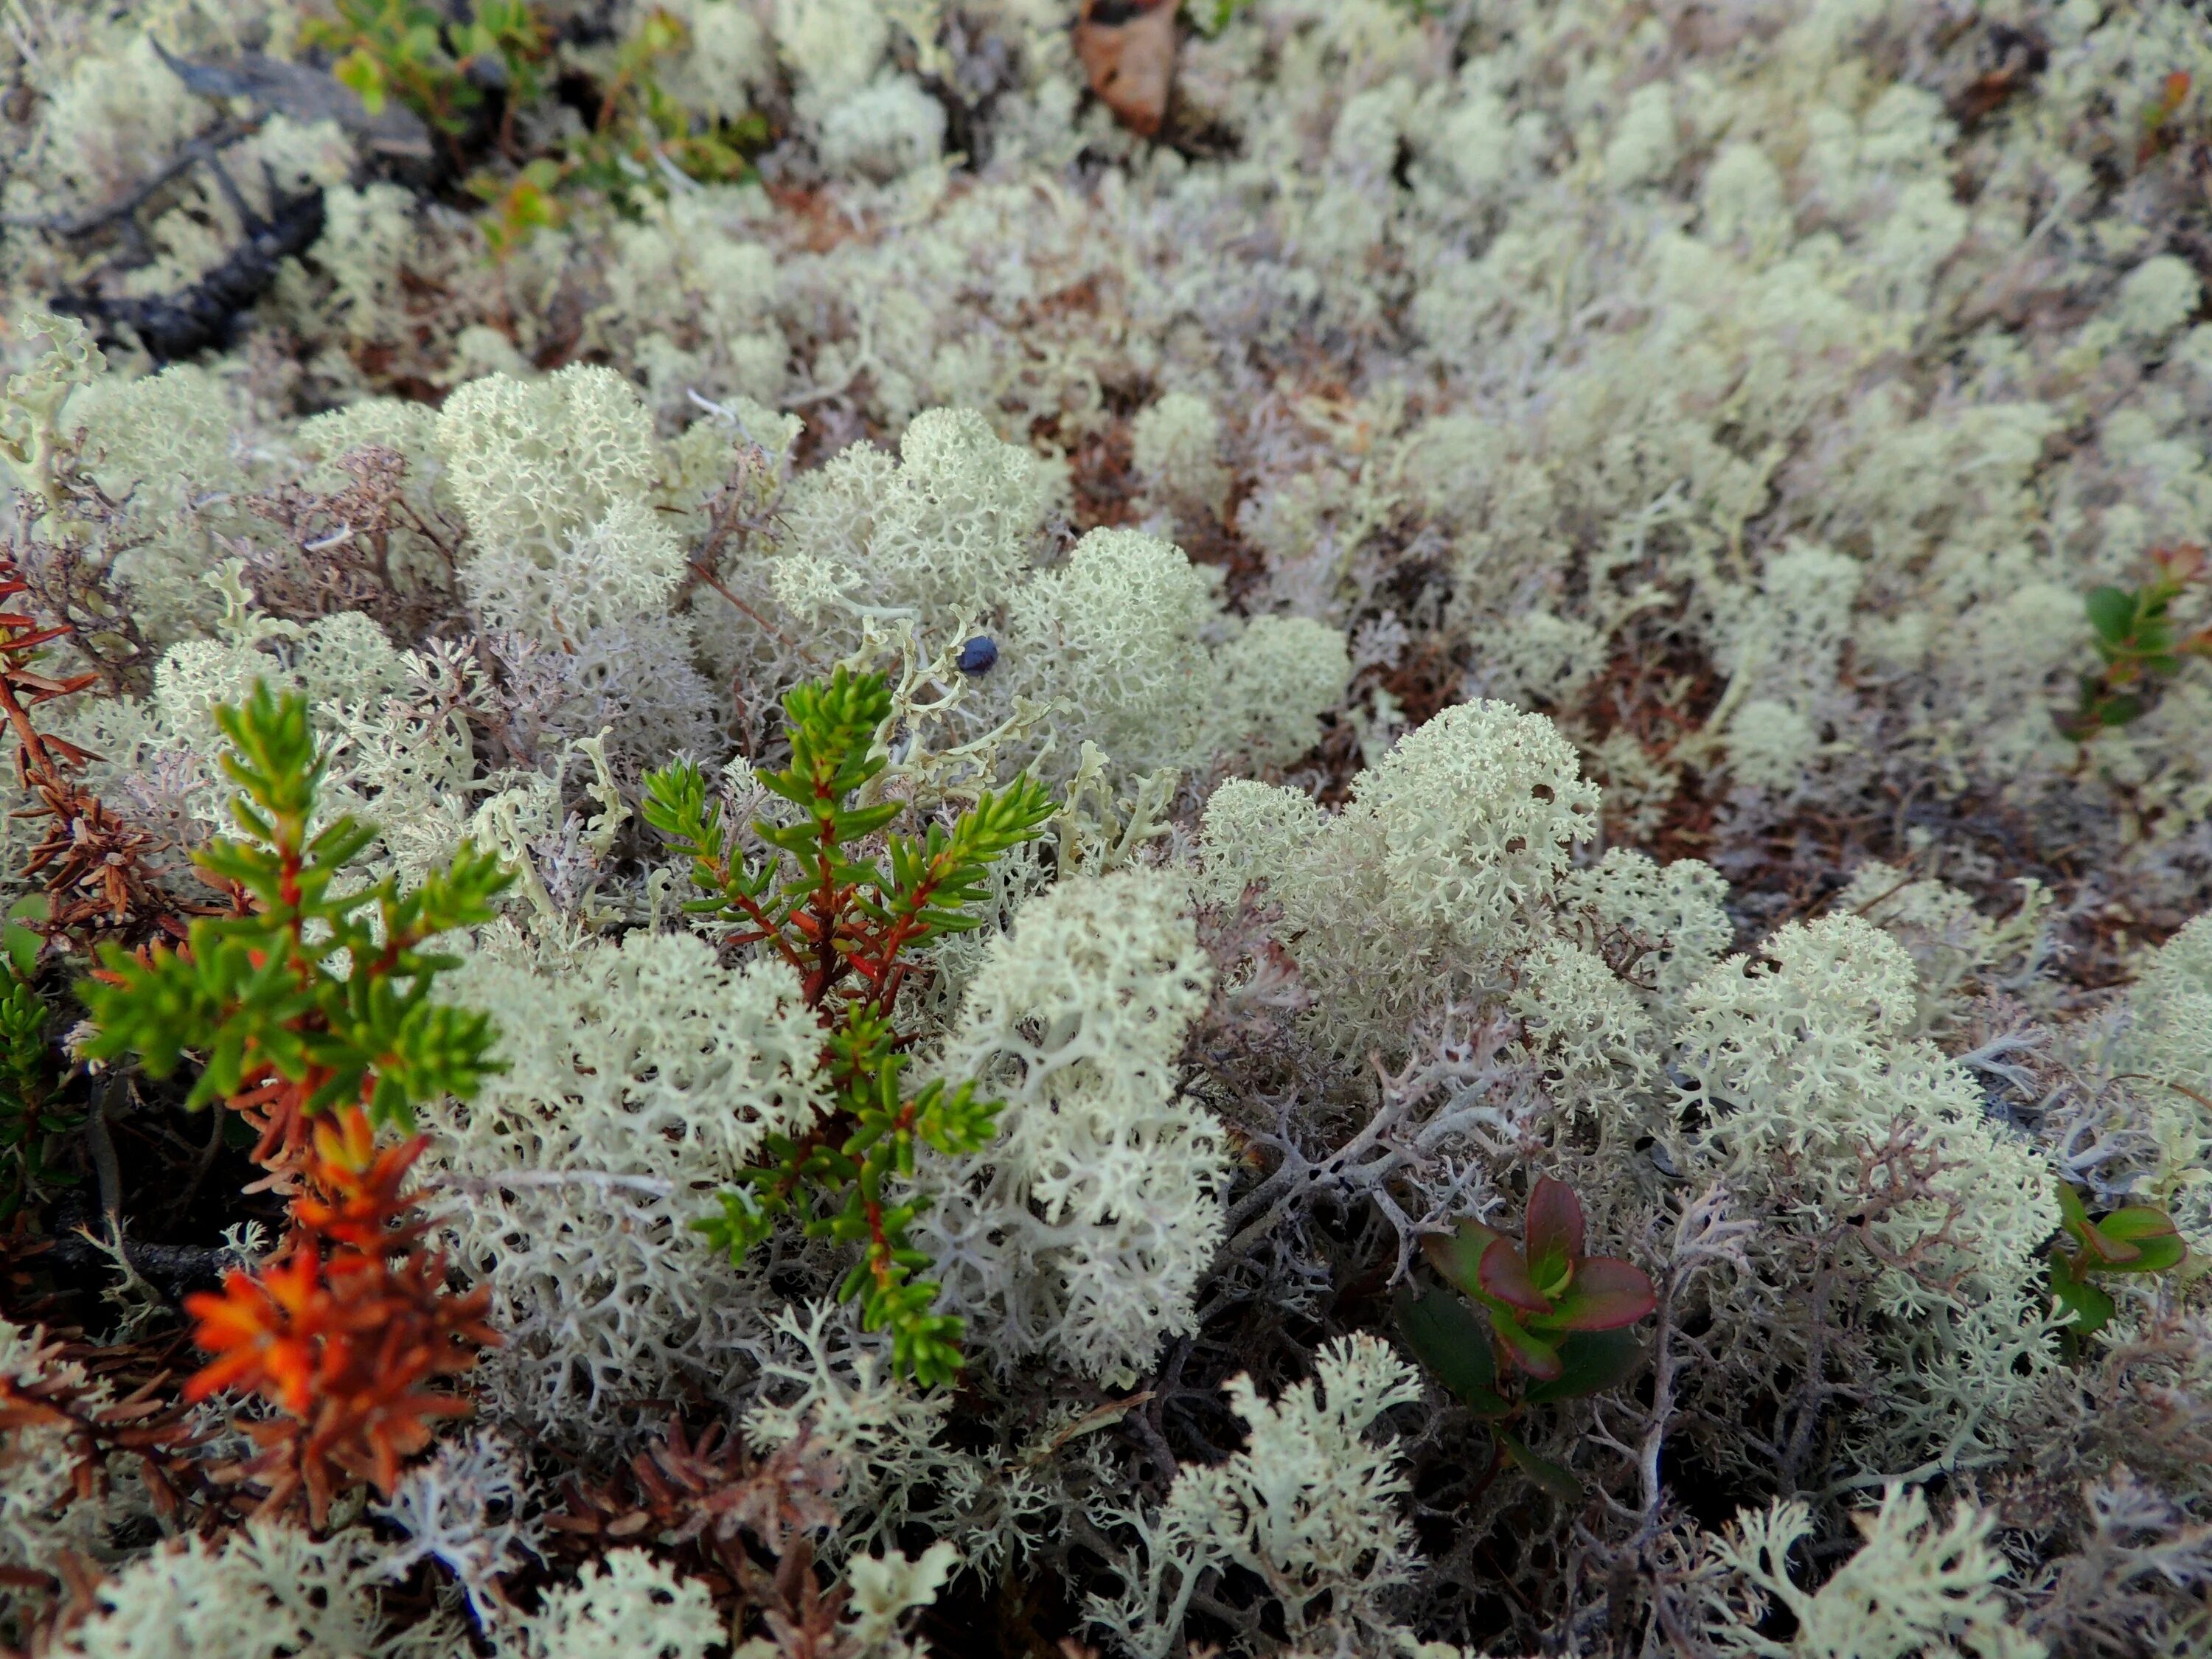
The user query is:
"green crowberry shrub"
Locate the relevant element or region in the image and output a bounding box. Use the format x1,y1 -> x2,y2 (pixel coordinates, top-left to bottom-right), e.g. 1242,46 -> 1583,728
645,666 -> 1057,1385
79,682 -> 512,1166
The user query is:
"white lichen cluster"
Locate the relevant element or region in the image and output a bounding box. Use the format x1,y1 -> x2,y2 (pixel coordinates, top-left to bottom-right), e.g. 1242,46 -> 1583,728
916,869 -> 1228,1385
1,0 -> 2211,1655
0,1321 -> 145,1595
62,1519 -> 459,1659
1696,1486 -> 2043,1659
1197,699 -> 1604,1052
769,408 -> 1346,782
1089,1335 -> 1427,1659
420,926 -> 828,1442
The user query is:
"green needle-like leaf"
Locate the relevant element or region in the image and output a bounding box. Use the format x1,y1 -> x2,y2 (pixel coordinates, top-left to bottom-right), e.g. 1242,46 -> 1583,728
79,682 -> 510,1138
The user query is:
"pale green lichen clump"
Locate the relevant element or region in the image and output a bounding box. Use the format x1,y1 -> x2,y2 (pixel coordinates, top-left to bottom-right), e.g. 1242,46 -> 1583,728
2,0 -> 2211,1655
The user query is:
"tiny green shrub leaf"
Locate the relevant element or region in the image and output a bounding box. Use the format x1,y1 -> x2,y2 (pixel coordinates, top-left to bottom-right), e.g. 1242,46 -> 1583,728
1500,1431 -> 1584,1503
2086,585 -> 2138,646
1524,1328 -> 1644,1405
1397,1286 -> 1512,1417
2044,1180 -> 2190,1350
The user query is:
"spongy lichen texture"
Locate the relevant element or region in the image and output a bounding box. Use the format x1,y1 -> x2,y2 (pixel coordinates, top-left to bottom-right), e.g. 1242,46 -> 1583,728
1197,699 -> 1601,1051
419,928 -> 828,1444
5,0 -> 2212,1655
915,869 -> 1228,1386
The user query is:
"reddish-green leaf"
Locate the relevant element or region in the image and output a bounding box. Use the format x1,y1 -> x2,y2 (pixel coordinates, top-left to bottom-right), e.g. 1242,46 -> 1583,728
1479,1237 -> 1554,1315
2097,1234 -> 2185,1276
2096,1205 -> 2179,1243
1543,1256 -> 1657,1332
1486,1308 -> 1563,1381
1523,1175 -> 1585,1285
1422,1218 -> 1503,1298
2092,1206 -> 2185,1274
1397,1287 -> 1513,1417
2079,1226 -> 2143,1267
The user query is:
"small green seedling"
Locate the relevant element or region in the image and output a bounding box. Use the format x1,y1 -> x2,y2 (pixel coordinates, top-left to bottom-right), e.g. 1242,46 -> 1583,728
80,684 -> 512,1157
4,892 -> 44,980
2046,1182 -> 2188,1357
2056,545 -> 2212,738
0,895 -> 75,1220
566,5 -> 765,209
1184,0 -> 1254,35
470,157 -> 567,260
1397,1176 -> 1656,1501
2139,70 -> 2193,168
309,0 -> 549,140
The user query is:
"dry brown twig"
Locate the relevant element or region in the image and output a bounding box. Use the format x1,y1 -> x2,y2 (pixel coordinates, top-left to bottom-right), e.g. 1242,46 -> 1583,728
554,1421 -> 844,1605
240,445 -> 462,631
6,471 -> 155,699
0,551 -> 176,947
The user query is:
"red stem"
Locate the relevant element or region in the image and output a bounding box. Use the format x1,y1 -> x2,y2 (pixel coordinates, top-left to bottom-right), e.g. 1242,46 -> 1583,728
854,844 -> 964,1017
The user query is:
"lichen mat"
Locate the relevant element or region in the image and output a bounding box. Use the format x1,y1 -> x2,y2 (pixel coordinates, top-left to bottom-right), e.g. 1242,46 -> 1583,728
1,2 -> 2209,1656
